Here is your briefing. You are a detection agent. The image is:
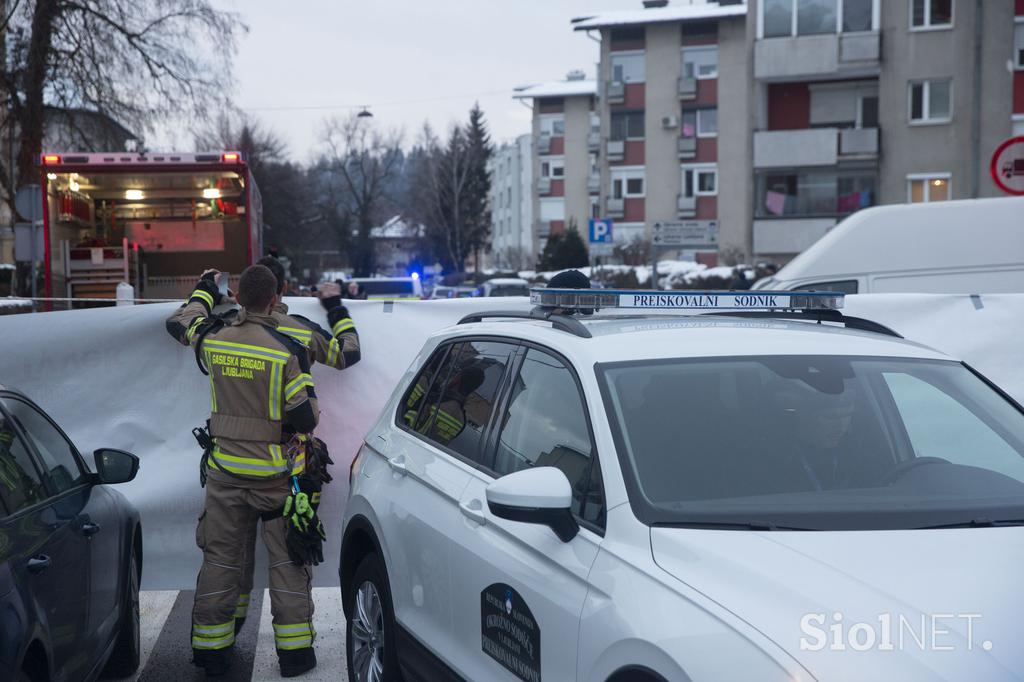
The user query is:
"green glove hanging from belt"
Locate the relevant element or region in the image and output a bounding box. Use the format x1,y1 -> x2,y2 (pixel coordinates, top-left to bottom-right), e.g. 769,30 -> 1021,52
281,482 -> 327,566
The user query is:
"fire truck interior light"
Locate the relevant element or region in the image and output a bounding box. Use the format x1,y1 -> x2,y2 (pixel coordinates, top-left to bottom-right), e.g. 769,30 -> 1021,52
202,188 -> 222,199
125,189 -> 144,201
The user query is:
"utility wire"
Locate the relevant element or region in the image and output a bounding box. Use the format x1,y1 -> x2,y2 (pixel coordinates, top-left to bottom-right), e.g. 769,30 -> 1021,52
242,87 -> 514,113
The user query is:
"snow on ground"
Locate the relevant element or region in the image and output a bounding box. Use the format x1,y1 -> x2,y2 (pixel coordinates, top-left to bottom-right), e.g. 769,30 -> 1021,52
0,298 -> 32,308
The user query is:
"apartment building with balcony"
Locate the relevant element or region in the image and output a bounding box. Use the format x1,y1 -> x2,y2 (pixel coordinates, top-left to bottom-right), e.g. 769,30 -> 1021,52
487,134 -> 535,270
513,75 -> 598,255
541,0 -> 1022,266
573,0 -> 750,262
750,0 -> 1023,261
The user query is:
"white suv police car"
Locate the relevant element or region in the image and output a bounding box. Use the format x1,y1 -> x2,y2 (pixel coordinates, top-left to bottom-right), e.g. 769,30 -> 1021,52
340,289 -> 1024,682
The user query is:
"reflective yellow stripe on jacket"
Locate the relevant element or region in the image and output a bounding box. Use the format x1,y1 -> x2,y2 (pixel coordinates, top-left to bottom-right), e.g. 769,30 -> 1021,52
209,445 -> 289,478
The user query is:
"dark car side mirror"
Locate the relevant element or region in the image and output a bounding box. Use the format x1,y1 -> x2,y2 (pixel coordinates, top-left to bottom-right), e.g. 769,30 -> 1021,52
93,448 -> 140,484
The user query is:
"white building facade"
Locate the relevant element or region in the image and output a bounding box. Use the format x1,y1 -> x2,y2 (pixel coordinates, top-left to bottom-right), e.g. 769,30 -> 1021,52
487,133 -> 535,270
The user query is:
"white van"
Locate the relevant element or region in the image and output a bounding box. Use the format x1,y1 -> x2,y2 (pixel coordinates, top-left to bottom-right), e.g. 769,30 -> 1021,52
753,196 -> 1024,294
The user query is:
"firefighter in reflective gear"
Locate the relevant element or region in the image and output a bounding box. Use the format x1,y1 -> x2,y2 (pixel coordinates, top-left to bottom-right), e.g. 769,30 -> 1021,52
424,365 -> 485,446
227,256 -> 361,634
166,265 -> 320,678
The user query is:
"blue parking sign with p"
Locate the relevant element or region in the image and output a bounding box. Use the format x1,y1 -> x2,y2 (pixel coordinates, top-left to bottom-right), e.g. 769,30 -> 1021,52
589,219 -> 613,243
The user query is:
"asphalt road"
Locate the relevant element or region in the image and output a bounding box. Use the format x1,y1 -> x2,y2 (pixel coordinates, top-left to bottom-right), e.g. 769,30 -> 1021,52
112,588 -> 349,681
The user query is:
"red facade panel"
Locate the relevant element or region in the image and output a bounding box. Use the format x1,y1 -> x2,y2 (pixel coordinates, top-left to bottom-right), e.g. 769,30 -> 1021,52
624,198 -> 645,223
610,40 -> 645,52
549,137 -> 565,155
624,140 -> 646,165
1015,72 -> 1024,114
550,220 -> 566,235
1017,0 -> 1024,15
768,83 -> 811,130
696,137 -> 718,163
538,99 -> 565,114
696,196 -> 717,220
613,83 -> 646,110
550,179 -> 565,197
694,78 -> 718,106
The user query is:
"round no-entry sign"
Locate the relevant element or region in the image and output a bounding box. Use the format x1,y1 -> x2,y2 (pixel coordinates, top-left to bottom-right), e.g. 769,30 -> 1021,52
990,136 -> 1024,195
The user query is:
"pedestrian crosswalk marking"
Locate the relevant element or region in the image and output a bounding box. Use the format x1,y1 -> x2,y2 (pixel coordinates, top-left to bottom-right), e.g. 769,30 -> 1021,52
129,589 -> 348,681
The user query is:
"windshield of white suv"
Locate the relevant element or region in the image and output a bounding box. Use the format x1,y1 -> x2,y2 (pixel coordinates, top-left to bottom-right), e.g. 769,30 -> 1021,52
598,356 -> 1024,530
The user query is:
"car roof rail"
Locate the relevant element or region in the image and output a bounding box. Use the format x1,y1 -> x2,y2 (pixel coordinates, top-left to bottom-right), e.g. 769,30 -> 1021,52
457,309 -> 593,338
703,309 -> 903,338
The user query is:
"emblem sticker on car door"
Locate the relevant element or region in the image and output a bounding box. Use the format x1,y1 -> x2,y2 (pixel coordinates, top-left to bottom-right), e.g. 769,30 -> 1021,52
481,583 -> 541,682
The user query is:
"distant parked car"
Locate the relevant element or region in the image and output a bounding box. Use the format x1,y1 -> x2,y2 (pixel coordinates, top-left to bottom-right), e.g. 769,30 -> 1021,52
348,276 -> 424,300
477,278 -> 530,297
0,388 -> 142,682
428,286 -> 477,300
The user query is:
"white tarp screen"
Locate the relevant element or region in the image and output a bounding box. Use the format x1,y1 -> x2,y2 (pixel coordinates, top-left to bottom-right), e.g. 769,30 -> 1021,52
0,294 -> 1021,587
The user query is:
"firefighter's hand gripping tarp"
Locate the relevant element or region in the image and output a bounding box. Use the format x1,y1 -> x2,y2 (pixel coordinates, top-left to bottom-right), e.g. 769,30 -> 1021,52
0,294 -> 1021,588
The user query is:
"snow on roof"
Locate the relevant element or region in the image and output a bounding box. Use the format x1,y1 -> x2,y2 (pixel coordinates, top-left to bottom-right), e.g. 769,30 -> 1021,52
513,80 -> 597,100
370,215 -> 424,239
572,2 -> 746,30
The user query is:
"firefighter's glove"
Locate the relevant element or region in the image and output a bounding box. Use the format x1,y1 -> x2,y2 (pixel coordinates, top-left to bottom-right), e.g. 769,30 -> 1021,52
283,492 -> 327,566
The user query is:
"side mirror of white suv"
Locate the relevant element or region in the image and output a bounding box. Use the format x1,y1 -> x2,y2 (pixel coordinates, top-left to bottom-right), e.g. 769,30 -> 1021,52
486,467 -> 579,542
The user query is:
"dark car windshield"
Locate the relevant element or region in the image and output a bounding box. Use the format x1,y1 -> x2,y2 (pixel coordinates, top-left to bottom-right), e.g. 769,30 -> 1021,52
598,356 -> 1024,530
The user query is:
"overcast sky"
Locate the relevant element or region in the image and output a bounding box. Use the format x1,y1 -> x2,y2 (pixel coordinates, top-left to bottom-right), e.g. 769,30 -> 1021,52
183,0 -> 642,162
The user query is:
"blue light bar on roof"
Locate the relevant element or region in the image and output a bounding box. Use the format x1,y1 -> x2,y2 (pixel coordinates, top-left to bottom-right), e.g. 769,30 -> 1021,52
530,288 -> 844,311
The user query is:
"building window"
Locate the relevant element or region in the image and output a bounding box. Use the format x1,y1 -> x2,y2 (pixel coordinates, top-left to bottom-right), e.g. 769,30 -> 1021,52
911,0 -> 953,30
540,115 -> 565,137
907,174 -> 951,202
541,158 -> 565,179
681,110 -> 698,139
1015,23 -> 1024,70
610,51 -> 645,84
610,111 -> 645,141
540,198 -> 566,221
682,46 -> 718,80
843,0 -> 873,31
798,0 -> 837,35
682,165 -> 718,198
611,170 -> 645,199
756,170 -> 876,217
762,0 -> 876,37
909,80 -> 952,124
697,108 -> 717,137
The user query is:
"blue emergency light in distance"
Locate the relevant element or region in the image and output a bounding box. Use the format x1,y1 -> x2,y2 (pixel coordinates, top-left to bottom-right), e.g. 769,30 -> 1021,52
530,288 -> 845,312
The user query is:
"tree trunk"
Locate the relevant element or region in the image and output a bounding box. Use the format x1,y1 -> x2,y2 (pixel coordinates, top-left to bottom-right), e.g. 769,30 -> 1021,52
16,0 -> 60,185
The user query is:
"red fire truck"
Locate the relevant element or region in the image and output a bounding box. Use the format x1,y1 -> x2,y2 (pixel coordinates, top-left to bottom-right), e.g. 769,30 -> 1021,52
38,151 -> 262,302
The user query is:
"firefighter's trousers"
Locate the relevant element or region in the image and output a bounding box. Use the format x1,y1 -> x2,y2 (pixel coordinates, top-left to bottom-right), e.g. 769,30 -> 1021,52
192,469 -> 315,654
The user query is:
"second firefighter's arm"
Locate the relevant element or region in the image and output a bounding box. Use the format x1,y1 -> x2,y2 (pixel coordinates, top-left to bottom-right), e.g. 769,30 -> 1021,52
313,289 -> 361,370
165,272 -> 223,348
283,354 -> 319,434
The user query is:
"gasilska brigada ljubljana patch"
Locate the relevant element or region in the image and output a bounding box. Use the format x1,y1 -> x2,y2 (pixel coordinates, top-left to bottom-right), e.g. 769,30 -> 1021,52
481,583 -> 541,682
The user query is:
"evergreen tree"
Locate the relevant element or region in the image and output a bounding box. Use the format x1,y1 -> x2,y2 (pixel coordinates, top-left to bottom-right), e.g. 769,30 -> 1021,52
538,219 -> 589,271
463,103 -> 493,270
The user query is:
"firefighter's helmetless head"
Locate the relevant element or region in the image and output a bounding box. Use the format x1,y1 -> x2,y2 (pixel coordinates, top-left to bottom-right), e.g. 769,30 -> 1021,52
237,264 -> 279,314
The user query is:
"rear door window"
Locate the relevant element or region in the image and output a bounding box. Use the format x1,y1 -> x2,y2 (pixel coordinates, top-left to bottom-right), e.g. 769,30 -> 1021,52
1,397 -> 86,495
0,410 -> 49,515
406,340 -> 517,465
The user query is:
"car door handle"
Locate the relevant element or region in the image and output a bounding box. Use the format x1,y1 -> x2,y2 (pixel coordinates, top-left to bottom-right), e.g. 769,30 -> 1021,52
388,456 -> 408,476
28,555 -> 50,574
81,522 -> 101,537
459,499 -> 487,526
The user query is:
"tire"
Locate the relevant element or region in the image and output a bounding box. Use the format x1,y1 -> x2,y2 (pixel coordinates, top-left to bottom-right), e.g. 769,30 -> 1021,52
101,541 -> 141,677
345,553 -> 401,682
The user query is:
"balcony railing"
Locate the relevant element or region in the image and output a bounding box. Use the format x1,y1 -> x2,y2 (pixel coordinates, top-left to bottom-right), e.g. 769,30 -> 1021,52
607,140 -> 625,162
678,77 -> 697,100
754,127 -> 878,168
839,127 -> 879,156
607,81 -> 625,104
754,32 -> 880,81
607,197 -> 625,218
537,221 -> 552,238
587,131 -> 600,151
537,177 -> 552,195
677,194 -> 696,218
678,136 -> 696,159
537,133 -> 551,154
587,174 -> 600,194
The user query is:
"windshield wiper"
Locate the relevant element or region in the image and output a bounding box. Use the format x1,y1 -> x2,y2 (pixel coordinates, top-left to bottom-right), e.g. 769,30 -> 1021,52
653,520 -> 818,531
913,518 -> 1024,530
